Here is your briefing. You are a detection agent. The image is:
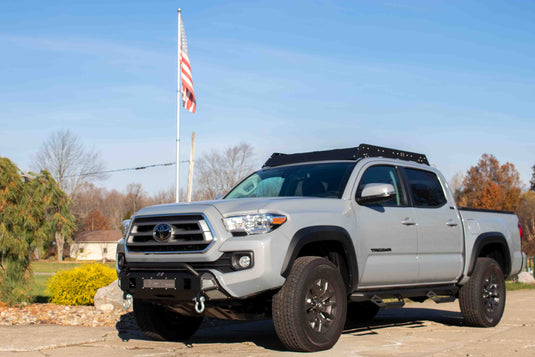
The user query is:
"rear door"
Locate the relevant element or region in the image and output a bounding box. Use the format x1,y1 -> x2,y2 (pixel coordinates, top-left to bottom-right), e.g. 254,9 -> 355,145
352,164 -> 419,287
401,167 -> 464,283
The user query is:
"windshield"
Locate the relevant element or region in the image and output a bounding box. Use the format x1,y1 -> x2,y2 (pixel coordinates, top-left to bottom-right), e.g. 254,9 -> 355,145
224,162 -> 356,199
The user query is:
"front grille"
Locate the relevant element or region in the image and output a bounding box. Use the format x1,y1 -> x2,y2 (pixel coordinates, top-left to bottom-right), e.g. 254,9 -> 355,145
126,214 -> 214,253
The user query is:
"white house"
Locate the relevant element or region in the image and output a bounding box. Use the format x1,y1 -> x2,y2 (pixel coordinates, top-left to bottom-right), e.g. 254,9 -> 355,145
70,230 -> 122,261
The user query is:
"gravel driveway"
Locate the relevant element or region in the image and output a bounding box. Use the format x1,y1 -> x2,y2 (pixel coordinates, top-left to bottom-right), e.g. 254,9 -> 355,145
1,290 -> 534,356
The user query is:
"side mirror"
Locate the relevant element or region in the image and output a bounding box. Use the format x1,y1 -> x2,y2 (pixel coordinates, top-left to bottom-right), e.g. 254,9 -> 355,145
357,183 -> 396,204
122,219 -> 131,237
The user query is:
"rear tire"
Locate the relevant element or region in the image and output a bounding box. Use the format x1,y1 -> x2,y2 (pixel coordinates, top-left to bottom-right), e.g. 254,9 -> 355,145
459,257 -> 506,327
133,299 -> 203,341
272,256 -> 347,352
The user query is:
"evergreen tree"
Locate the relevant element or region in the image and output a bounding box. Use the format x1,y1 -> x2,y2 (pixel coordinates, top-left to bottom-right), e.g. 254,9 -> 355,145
0,157 -> 75,304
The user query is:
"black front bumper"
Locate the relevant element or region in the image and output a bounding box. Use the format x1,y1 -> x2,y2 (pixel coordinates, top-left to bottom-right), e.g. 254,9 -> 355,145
120,270 -> 201,300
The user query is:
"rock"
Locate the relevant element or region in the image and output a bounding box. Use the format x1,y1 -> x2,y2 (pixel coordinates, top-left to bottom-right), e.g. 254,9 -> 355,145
516,271 -> 535,284
98,304 -> 114,313
94,280 -> 125,311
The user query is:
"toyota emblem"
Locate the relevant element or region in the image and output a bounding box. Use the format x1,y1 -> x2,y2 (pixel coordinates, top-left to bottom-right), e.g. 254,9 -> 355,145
153,223 -> 172,242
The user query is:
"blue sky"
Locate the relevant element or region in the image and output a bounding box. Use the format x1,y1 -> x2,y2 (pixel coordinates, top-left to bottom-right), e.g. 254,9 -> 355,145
1,0 -> 534,195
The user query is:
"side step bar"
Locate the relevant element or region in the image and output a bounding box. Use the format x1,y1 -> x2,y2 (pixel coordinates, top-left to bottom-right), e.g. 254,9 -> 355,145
350,285 -> 458,306
370,295 -> 405,309
426,291 -> 456,304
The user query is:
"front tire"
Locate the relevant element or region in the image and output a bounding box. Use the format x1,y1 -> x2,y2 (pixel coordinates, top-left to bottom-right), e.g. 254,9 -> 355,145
133,299 -> 203,341
272,256 -> 347,352
459,257 -> 506,327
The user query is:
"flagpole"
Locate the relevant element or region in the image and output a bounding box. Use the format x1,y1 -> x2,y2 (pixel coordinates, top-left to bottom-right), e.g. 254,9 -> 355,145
175,8 -> 182,203
186,131 -> 196,202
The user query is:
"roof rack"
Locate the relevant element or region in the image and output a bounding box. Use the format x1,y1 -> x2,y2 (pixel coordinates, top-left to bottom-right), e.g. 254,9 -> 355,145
262,144 -> 429,168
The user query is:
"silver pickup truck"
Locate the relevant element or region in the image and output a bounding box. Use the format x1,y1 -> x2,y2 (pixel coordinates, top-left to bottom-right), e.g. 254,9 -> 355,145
116,144 -> 525,352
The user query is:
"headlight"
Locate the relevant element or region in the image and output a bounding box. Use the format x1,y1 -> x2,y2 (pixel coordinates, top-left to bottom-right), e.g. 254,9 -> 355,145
223,214 -> 287,235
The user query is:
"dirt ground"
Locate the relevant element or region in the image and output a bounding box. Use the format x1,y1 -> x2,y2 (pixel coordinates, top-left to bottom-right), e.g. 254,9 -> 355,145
1,289 -> 534,356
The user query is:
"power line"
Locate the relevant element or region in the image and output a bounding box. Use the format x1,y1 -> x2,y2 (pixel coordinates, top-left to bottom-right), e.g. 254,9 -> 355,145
63,160 -> 190,178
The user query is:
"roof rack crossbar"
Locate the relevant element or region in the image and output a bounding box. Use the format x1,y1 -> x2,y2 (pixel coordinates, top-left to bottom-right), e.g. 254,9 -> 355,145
262,144 -> 429,167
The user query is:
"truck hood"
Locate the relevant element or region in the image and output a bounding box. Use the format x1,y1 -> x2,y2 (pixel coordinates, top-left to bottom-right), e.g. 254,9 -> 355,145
134,196 -> 347,218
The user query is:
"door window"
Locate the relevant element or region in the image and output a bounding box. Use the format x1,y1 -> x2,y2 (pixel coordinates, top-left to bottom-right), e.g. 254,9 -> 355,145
405,168 -> 447,208
356,165 -> 405,206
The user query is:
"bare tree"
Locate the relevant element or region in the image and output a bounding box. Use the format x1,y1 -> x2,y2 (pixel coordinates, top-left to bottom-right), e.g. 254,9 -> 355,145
194,143 -> 255,201
72,183 -> 135,231
32,130 -> 107,195
102,189 -> 129,229
124,183 -> 148,217
71,183 -> 180,233
151,186 -> 175,205
71,183 -> 105,217
449,172 -> 464,204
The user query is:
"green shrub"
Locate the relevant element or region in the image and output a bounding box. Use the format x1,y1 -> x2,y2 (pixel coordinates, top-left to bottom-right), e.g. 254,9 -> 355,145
47,263 -> 116,305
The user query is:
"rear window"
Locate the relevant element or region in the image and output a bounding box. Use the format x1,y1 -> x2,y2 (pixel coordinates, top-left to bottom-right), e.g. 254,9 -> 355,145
405,168 -> 447,208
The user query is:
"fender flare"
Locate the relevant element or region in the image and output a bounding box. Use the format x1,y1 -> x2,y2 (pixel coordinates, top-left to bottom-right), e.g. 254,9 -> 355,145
280,225 -> 358,291
467,232 -> 511,277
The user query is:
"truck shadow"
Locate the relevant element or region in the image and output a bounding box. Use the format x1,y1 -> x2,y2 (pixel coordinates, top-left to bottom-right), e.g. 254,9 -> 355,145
344,307 -> 464,335
115,314 -> 286,351
115,307 -> 463,352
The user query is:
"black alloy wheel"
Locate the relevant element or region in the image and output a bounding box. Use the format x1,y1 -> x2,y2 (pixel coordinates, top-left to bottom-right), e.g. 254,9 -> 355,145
459,257 -> 506,327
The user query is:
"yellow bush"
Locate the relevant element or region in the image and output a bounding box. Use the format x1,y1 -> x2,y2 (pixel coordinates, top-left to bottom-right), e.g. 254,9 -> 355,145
47,263 -> 117,305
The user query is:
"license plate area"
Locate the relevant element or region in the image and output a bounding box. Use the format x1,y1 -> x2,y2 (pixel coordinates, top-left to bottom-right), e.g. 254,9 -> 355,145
121,271 -> 201,300
143,278 -> 175,289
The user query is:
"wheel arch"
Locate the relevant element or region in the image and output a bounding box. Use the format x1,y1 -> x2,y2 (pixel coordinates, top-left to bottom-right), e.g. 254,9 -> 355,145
281,226 -> 358,292
467,232 -> 511,278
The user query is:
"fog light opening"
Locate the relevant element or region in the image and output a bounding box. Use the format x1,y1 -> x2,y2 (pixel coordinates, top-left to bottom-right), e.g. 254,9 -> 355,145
231,252 -> 254,271
117,253 -> 126,270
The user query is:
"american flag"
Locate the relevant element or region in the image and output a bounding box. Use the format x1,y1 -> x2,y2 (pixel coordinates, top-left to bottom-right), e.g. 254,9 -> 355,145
179,12 -> 196,113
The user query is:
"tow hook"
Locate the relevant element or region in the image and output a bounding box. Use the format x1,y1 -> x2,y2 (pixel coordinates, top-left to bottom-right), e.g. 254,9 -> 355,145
193,295 -> 206,314
123,294 -> 133,309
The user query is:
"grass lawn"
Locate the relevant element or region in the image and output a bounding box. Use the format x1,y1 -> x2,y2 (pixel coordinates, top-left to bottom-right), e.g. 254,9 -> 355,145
32,260 -> 115,274
505,281 -> 535,291
31,274 -> 51,303
30,260 -> 116,302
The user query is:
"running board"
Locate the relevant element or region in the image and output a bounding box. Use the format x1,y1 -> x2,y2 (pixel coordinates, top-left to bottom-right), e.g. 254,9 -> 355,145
350,285 -> 458,305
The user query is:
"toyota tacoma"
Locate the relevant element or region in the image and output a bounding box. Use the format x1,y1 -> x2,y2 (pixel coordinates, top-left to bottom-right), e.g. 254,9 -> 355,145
116,144 -> 525,352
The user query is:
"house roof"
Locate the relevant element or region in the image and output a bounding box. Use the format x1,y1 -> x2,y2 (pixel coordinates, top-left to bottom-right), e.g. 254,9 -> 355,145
75,230 -> 122,243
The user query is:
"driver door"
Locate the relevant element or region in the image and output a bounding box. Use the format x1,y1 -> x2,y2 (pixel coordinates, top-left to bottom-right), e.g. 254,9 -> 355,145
352,164 -> 419,287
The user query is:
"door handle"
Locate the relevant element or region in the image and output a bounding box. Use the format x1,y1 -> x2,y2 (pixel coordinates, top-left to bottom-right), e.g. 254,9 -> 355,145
401,218 -> 416,226
446,220 -> 458,227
